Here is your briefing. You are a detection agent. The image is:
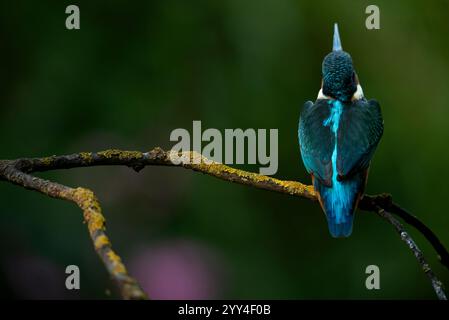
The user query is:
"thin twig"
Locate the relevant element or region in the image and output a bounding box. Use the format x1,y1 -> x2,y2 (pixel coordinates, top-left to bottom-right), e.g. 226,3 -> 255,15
359,194 -> 449,271
389,203 -> 449,269
0,147 -> 447,299
375,206 -> 447,300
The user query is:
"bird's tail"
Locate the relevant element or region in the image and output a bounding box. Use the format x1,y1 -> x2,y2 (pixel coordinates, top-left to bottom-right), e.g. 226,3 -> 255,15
313,173 -> 365,238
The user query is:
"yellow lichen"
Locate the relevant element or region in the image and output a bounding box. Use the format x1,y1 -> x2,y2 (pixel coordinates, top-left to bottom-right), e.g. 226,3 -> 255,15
278,180 -> 316,197
70,187 -> 105,234
186,154 -> 317,200
119,151 -> 143,161
97,149 -> 143,160
106,251 -> 127,274
72,187 -> 93,202
87,212 -> 106,235
79,152 -> 93,163
97,149 -> 120,158
40,156 -> 54,166
94,234 -> 110,250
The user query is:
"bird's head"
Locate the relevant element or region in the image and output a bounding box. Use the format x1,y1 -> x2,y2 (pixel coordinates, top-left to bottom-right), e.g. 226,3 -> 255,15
321,24 -> 359,102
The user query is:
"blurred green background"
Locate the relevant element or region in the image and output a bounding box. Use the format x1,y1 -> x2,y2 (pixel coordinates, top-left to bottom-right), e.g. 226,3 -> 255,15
0,0 -> 448,299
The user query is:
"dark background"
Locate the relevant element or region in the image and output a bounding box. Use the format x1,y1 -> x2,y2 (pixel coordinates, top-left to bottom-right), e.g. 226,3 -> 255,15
0,0 -> 448,299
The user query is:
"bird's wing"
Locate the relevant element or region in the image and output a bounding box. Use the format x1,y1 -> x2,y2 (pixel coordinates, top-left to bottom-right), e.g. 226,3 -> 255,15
299,100 -> 335,186
337,99 -> 383,179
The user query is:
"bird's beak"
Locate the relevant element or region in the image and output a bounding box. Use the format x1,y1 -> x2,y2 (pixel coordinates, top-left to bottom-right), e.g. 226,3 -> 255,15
333,23 -> 342,51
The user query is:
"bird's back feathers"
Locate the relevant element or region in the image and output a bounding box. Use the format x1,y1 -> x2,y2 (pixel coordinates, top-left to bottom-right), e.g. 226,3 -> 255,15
299,98 -> 383,237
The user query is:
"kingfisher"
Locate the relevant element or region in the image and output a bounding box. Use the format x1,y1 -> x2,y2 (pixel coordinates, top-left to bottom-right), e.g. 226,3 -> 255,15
298,24 -> 384,237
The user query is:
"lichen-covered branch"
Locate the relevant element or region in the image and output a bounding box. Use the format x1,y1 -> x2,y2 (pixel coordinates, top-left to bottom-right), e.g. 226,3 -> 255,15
0,147 -> 447,300
0,160 -> 147,300
15,147 -> 449,269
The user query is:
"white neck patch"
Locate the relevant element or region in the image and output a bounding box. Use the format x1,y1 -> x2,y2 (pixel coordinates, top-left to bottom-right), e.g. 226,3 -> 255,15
317,88 -> 332,100
351,84 -> 364,101
316,84 -> 365,101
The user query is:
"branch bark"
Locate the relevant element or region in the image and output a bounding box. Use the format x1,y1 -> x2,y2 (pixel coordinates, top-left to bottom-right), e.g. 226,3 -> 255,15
0,147 -> 447,299
0,159 -> 147,300
375,207 -> 446,300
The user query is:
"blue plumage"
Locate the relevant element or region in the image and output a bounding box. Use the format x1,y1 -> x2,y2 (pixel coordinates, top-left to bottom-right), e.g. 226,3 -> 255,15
298,24 -> 383,238
320,100 -> 356,237
313,175 -> 361,237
